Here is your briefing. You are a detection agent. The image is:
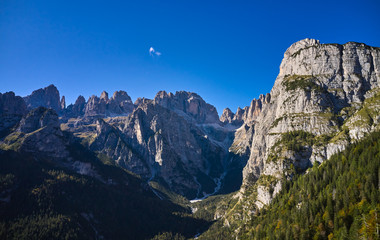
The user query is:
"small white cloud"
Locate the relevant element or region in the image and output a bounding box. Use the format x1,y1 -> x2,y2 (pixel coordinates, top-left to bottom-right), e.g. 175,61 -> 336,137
149,47 -> 155,55
149,46 -> 161,56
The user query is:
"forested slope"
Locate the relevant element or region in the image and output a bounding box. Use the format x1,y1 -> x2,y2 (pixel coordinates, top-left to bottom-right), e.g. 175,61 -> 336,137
200,131 -> 380,239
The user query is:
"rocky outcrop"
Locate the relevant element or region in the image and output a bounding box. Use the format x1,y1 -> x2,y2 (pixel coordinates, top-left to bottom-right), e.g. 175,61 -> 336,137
100,91 -> 108,102
2,107 -> 69,159
232,94 -> 270,125
85,95 -> 107,116
242,39 -> 380,208
60,96 -> 66,110
225,92 -> 270,174
23,84 -> 63,113
220,108 -> 234,124
79,91 -> 135,117
107,91 -> 134,115
0,92 -> 27,137
134,97 -> 152,106
0,92 -> 27,116
17,107 -> 60,133
86,100 -> 230,198
154,91 -> 219,124
64,95 -> 86,118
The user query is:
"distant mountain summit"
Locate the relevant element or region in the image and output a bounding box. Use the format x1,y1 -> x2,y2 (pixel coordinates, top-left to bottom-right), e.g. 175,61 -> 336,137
23,84 -> 63,113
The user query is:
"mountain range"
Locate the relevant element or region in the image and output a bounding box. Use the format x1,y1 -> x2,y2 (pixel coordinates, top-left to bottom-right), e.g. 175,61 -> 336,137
0,38 -> 379,239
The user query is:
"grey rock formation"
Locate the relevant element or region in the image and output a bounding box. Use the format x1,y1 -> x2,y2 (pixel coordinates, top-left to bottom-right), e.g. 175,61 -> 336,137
226,92 -> 270,175
134,97 -> 152,106
154,91 -> 219,124
220,108 -> 234,124
60,96 -> 66,110
87,100 -> 229,198
0,91 -> 27,137
0,92 -> 27,116
63,90 -> 239,198
23,84 -> 62,113
242,39 -> 380,208
100,91 -> 109,102
17,107 -> 60,133
232,94 -> 270,124
85,95 -> 107,116
107,91 -> 134,115
65,95 -> 87,118
82,91 -> 134,117
4,107 -> 69,158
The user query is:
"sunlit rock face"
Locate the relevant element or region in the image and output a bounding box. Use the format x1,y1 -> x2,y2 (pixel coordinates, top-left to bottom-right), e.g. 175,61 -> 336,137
241,39 -> 380,208
84,92 -> 236,198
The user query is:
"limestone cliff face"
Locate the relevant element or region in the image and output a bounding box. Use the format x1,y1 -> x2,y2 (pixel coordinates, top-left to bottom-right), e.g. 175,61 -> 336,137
227,93 -> 270,168
242,39 -> 380,208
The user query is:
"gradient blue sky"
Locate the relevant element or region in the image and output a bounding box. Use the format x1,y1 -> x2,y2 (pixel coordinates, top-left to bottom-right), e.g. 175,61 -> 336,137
1,0 -> 380,115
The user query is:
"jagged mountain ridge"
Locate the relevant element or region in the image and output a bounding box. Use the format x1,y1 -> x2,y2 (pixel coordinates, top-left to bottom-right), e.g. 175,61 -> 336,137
1,84 -> 268,199
2,38 -> 379,203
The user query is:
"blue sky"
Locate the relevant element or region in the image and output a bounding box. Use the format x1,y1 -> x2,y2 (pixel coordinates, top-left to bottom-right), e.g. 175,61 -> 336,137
1,0 -> 380,115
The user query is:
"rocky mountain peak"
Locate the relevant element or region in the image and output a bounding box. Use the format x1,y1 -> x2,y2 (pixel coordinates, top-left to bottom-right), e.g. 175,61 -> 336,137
220,108 -> 234,123
231,93 -> 270,124
283,38 -> 320,58
111,90 -> 132,102
0,92 -> 28,137
60,96 -> 66,109
100,91 -> 109,102
85,95 -> 105,116
17,107 -> 59,133
63,95 -> 86,118
82,90 -> 135,117
278,39 -> 380,104
75,95 -> 86,105
0,91 -> 27,116
10,107 -> 69,158
107,90 -> 134,115
134,97 -> 152,106
23,84 -> 62,113
154,90 -> 219,124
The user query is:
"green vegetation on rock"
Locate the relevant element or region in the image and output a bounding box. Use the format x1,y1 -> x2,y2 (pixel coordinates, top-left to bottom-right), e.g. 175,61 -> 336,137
283,75 -> 325,93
